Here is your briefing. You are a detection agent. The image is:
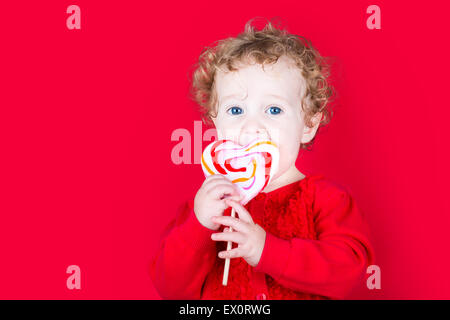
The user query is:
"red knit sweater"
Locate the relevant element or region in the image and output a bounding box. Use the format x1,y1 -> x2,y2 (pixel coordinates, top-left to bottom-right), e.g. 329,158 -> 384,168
150,174 -> 375,300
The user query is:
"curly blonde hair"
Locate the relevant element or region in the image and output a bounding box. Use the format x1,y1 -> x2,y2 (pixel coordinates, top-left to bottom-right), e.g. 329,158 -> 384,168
188,17 -> 336,150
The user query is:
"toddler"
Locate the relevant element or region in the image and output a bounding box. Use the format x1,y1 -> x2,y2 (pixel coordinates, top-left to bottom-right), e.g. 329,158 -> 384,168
150,19 -> 375,300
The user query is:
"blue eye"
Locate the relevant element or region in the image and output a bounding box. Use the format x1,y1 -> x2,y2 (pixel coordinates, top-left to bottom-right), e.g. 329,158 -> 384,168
267,106 -> 282,115
227,106 -> 243,115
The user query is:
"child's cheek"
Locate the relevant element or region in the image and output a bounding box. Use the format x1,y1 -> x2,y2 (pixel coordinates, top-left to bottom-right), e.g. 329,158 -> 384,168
278,143 -> 297,170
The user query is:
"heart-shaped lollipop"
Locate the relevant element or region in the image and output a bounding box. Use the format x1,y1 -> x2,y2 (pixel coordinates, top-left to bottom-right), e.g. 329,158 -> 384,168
201,138 -> 280,205
200,138 -> 279,286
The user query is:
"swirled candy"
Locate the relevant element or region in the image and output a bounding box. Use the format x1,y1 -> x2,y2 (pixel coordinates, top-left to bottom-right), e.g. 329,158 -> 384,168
201,138 -> 280,205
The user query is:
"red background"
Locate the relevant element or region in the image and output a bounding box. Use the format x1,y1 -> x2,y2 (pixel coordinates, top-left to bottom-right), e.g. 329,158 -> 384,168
1,1 -> 449,299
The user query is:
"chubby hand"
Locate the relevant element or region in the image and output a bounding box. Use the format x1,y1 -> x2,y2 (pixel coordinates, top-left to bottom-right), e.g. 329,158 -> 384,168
210,198 -> 266,267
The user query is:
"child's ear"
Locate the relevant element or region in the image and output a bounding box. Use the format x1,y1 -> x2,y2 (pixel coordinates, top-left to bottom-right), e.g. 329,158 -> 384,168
210,104 -> 218,126
301,112 -> 322,144
210,115 -> 217,127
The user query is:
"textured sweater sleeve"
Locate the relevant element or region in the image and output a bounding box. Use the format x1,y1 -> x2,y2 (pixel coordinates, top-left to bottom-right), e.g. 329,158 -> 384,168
253,183 -> 375,299
149,200 -> 217,299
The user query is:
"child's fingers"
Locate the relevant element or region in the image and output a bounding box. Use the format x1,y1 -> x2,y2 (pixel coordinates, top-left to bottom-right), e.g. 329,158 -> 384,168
209,184 -> 241,200
211,230 -> 245,244
218,247 -> 244,259
227,194 -> 243,202
204,174 -> 229,185
224,198 -> 254,224
211,215 -> 247,233
204,174 -> 235,188
222,188 -> 244,202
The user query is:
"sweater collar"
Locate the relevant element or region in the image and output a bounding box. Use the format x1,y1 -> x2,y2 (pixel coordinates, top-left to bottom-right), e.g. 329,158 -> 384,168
252,174 -> 323,204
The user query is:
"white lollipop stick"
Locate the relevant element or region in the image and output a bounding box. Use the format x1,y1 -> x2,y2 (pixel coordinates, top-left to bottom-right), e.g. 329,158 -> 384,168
222,207 -> 235,286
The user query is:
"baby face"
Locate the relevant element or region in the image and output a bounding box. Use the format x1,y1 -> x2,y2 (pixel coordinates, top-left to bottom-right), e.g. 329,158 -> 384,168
211,55 -> 320,181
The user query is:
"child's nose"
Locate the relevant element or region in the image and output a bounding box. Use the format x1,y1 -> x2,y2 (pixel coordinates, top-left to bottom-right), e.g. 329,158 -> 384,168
239,115 -> 270,145
240,128 -> 269,146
